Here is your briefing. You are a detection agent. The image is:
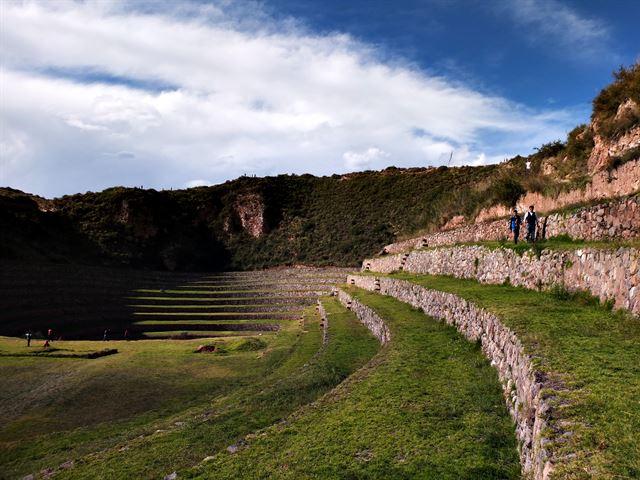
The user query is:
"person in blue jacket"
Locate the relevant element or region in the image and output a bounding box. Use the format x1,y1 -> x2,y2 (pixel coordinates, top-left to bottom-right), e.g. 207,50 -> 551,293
509,208 -> 522,244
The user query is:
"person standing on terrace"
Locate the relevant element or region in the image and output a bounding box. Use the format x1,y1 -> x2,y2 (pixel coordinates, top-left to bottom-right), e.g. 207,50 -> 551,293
509,208 -> 522,244
524,205 -> 538,242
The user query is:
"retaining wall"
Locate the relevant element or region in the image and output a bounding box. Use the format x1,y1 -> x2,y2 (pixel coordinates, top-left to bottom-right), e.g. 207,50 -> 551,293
335,289 -> 390,344
383,193 -> 640,254
346,275 -> 564,479
363,245 -> 640,315
317,300 -> 329,347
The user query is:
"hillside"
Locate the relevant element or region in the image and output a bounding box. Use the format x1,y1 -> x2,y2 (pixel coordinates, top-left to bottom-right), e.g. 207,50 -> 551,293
1,63 -> 638,271
1,166 -> 505,270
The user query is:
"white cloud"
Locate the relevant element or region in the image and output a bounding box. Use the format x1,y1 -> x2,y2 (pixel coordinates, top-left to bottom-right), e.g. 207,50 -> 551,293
185,179 -> 214,188
501,0 -> 610,60
0,0 -> 581,197
343,148 -> 389,170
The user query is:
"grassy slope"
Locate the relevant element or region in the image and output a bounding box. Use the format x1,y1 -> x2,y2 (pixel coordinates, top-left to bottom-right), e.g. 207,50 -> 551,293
186,289 -> 520,480
380,272 -> 640,478
0,331 -> 287,479
452,237 -> 640,254
13,299 -> 378,479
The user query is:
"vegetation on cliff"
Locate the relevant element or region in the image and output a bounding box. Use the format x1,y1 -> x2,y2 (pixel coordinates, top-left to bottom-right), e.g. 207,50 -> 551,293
2,166 -> 524,270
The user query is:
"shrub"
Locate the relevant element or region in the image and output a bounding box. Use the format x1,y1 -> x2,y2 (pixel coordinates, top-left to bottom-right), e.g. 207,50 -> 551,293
487,176 -> 525,207
606,146 -> 640,172
592,63 -> 640,138
534,140 -> 565,159
549,283 -> 570,300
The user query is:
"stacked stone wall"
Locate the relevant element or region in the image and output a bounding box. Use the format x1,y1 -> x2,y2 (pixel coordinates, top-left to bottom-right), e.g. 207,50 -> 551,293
364,245 -> 640,315
544,195 -> 640,240
383,192 -> 640,254
345,276 -> 560,479
317,300 -> 329,347
335,289 -> 390,344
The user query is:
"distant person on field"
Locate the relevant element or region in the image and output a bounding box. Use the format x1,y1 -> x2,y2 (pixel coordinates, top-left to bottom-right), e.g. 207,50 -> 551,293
124,329 -> 129,341
47,328 -> 53,340
103,329 -> 109,341
509,208 -> 522,244
525,205 -> 538,242
26,332 -> 32,347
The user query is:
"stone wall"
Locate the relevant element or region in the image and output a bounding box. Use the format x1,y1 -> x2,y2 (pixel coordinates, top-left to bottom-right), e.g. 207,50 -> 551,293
316,300 -> 330,351
544,195 -> 640,240
382,193 -> 640,254
335,289 -> 390,344
364,245 -> 640,315
346,275 -> 560,479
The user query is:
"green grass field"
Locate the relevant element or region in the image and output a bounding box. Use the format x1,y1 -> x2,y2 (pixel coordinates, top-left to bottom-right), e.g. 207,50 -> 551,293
184,288 -> 520,479
0,298 -> 379,479
368,272 -> 640,478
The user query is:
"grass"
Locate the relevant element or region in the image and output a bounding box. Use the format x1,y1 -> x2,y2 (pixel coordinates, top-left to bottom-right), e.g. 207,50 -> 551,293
129,304 -> 302,309
134,320 -> 287,325
416,237 -> 640,257
133,289 -> 321,294
141,331 -> 262,338
184,288 -> 520,479
127,296 -> 315,302
141,331 -> 264,338
1,298 -> 378,479
132,312 -> 298,317
376,272 -> 640,478
0,325 -> 298,478
128,273 -> 318,338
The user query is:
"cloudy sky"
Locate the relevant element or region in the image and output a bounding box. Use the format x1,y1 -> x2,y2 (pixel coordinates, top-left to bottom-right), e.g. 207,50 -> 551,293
1,0 -> 638,198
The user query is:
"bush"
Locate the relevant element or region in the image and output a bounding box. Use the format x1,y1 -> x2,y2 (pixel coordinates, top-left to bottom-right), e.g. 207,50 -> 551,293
487,177 -> 525,207
534,140 -> 565,159
592,63 -> 640,137
606,146 -> 640,171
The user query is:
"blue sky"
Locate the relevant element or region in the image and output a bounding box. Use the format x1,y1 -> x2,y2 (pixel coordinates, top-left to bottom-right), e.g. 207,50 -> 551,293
264,0 -> 638,106
0,0 -> 638,198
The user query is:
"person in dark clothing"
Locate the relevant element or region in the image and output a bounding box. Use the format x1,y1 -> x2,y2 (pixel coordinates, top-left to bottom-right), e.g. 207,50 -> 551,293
26,332 -> 32,347
509,208 -> 522,244
525,205 -> 538,242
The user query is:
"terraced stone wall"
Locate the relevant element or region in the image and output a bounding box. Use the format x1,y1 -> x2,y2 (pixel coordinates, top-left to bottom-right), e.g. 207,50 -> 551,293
335,289 -> 390,344
382,193 -> 640,254
544,195 -> 639,240
363,246 -> 640,315
345,276 -> 561,480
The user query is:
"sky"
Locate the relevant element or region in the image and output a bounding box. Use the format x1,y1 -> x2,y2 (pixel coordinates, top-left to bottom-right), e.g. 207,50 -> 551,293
1,0 -> 638,198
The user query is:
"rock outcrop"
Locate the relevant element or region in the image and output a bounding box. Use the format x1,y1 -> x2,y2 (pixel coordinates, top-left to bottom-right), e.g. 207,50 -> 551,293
233,192 -> 265,238
589,100 -> 640,172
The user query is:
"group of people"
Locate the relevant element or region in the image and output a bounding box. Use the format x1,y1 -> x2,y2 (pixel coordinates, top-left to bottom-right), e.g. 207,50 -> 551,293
24,328 -> 129,346
509,205 -> 539,244
24,328 -> 53,348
